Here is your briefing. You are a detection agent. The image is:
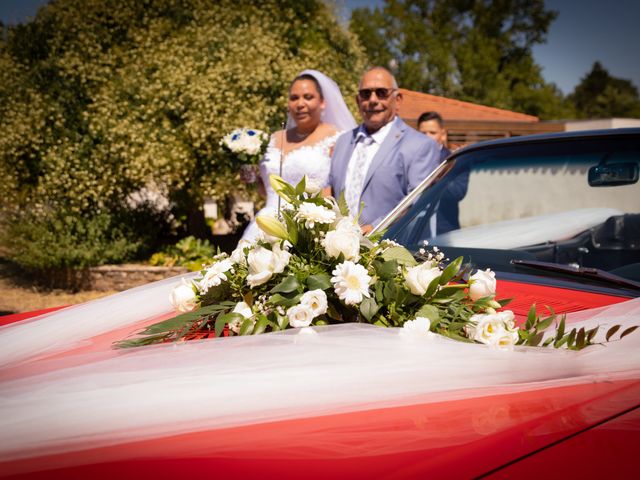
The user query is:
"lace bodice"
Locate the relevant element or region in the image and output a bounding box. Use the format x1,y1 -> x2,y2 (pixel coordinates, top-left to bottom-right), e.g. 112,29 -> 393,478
240,132 -> 342,241
260,132 -> 341,208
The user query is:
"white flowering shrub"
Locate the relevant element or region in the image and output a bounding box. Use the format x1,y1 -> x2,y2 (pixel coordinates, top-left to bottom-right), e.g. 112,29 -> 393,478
0,0 -> 367,270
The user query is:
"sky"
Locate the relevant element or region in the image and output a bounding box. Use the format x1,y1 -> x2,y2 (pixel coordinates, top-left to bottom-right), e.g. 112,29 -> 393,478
1,0 -> 638,96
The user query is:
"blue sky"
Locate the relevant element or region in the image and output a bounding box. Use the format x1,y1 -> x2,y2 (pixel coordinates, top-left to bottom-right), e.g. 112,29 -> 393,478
1,0 -> 638,95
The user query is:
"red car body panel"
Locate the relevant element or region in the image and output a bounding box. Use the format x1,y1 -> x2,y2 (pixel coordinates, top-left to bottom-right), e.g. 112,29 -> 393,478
0,281 -> 637,479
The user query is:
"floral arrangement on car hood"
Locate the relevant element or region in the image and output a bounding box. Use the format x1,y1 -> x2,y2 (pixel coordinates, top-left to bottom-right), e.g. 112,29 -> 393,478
116,176 -> 633,350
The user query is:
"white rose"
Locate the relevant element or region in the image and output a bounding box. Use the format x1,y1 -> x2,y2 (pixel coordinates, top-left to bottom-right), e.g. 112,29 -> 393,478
323,228 -> 361,261
230,240 -> 251,265
300,289 -> 328,317
469,269 -> 497,301
287,304 -> 315,328
404,262 -> 442,296
304,177 -> 322,195
246,245 -> 291,287
401,316 -> 433,337
169,281 -> 198,313
229,301 -> 254,333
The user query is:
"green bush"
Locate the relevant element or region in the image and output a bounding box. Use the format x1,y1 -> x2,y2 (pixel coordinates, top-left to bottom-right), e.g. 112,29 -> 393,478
0,0 -> 366,271
1,203 -> 174,271
149,236 -> 217,271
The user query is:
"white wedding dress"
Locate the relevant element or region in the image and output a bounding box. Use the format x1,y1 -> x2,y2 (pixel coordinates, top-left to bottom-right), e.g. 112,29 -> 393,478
241,132 -> 342,242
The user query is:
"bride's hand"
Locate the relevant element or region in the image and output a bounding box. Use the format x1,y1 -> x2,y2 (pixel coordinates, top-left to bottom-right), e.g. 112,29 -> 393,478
239,165 -> 259,184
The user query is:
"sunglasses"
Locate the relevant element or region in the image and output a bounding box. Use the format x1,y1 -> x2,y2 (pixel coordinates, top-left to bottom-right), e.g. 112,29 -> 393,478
358,88 -> 397,100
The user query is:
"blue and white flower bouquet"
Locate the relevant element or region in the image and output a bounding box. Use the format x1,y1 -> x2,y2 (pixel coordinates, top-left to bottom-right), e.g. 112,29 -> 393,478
220,128 -> 270,183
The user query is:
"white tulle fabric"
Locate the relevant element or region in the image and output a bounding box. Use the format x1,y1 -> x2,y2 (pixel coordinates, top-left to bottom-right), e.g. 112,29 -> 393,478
0,273 -> 639,461
241,132 -> 342,241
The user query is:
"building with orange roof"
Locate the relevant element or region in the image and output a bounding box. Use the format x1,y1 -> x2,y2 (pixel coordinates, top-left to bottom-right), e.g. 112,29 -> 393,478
397,88 -> 563,148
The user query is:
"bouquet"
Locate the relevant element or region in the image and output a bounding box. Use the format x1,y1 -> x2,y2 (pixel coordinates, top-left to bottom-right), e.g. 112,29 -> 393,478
220,127 -> 270,184
116,176 -> 633,350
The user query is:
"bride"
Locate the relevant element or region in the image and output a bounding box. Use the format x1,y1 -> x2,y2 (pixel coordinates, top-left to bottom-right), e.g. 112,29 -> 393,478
240,70 -> 356,241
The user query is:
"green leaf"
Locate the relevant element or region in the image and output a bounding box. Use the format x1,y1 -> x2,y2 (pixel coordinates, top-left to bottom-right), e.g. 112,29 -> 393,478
375,259 -> 399,280
326,301 -> 342,320
271,275 -> 300,294
360,297 -> 380,321
307,273 -> 332,291
337,191 -> 349,216
239,318 -> 255,335
141,304 -> 222,334
381,246 -> 417,266
535,315 -> 555,332
270,293 -> 302,307
586,326 -> 599,343
295,176 -> 306,195
415,304 -> 439,322
253,316 -> 269,335
423,275 -> 442,298
606,324 -> 621,341
383,279 -> 398,302
439,256 -> 463,285
281,210 -> 298,246
576,328 -> 586,349
620,325 -> 639,339
557,316 -> 566,339
553,334 -> 569,349
567,328 -> 577,348
543,337 -> 554,347
528,331 -> 544,347
525,304 -> 537,330
215,312 -> 242,337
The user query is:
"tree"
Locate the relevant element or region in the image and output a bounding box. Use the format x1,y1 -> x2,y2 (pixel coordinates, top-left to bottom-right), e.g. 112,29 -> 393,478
568,62 -> 640,118
0,0 -> 366,271
349,0 -> 573,119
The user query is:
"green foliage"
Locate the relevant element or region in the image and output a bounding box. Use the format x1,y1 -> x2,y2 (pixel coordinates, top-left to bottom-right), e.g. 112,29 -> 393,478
0,203 -> 172,271
349,0 -> 574,119
149,236 -> 217,271
568,62 -> 640,118
0,0 -> 367,270
517,304 -> 634,351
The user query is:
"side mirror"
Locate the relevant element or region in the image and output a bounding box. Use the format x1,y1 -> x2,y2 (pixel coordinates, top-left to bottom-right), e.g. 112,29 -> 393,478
588,162 -> 639,186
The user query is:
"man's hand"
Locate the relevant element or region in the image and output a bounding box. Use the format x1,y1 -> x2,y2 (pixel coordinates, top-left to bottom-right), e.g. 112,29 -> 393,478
361,224 -> 373,235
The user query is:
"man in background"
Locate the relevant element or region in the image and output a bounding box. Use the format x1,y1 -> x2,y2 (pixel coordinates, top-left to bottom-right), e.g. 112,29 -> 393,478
418,111 -> 450,159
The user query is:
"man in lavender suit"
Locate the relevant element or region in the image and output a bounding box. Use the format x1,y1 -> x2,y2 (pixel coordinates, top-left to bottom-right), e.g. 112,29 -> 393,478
328,67 -> 441,233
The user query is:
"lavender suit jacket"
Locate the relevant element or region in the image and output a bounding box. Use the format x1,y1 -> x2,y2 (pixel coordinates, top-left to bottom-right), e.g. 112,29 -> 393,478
329,117 -> 441,226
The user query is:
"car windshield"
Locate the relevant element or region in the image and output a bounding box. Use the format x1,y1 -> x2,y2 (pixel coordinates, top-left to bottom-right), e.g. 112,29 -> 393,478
383,134 -> 640,286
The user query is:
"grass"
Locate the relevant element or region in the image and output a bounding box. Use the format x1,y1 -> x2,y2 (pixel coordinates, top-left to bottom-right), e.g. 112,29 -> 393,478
0,261 -> 117,316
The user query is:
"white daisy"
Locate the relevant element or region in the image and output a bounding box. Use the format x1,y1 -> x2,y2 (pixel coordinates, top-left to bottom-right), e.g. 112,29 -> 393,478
331,261 -> 371,305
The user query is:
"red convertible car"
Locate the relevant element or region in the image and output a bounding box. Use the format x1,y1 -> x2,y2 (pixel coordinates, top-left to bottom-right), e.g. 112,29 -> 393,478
0,129 -> 639,479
